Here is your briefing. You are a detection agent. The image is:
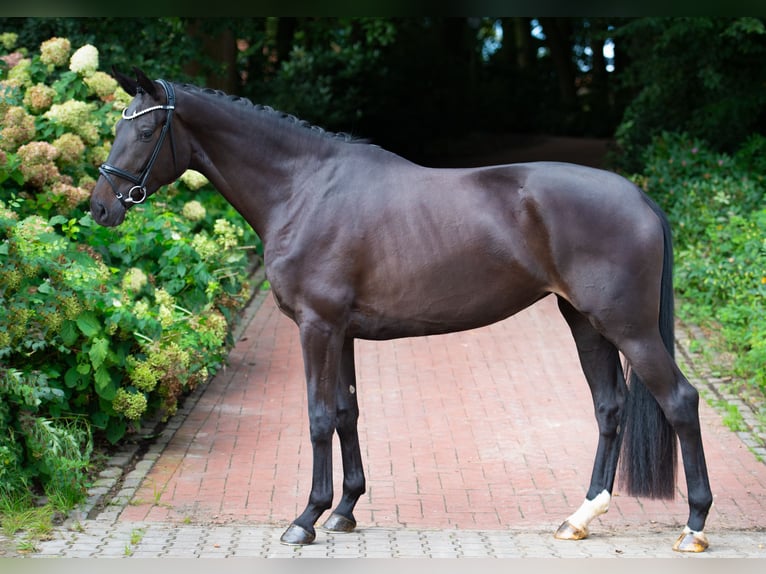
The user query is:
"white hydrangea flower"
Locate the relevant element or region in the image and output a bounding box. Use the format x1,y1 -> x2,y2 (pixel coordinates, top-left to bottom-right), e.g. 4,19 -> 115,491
39,37 -> 71,67
0,32 -> 18,51
191,234 -> 218,259
69,44 -> 99,76
44,100 -> 99,143
182,200 -> 207,222
122,267 -> 149,293
84,71 -> 118,99
179,169 -> 209,190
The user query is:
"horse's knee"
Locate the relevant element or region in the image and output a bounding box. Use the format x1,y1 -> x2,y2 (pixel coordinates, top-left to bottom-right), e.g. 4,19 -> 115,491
335,406 -> 358,433
308,411 -> 336,443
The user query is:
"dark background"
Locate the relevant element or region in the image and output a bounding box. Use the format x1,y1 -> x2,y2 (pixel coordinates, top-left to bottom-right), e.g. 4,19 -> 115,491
3,17 -> 765,169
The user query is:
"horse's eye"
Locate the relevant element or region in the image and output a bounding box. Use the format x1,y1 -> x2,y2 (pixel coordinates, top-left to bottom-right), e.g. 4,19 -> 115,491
140,129 -> 153,140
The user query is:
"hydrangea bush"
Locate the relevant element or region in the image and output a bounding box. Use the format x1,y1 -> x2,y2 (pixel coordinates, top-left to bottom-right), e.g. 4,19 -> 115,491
1,35 -> 260,499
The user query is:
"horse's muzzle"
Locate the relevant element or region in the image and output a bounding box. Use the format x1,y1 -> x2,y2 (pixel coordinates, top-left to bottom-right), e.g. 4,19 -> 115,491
90,193 -> 127,227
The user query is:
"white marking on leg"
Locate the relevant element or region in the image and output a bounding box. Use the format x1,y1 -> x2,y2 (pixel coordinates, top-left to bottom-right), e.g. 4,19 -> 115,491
566,490 -> 611,531
682,525 -> 708,540
674,525 -> 710,551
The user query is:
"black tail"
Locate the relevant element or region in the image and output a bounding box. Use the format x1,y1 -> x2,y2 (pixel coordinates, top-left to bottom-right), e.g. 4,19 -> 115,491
618,195 -> 678,499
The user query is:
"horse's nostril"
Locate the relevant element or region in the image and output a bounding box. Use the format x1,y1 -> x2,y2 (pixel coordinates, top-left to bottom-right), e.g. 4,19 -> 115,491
94,201 -> 108,221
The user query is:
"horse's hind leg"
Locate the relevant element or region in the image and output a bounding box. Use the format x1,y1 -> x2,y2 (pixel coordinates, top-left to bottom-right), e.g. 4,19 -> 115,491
322,338 -> 366,533
554,297 -> 626,541
618,334 -> 713,552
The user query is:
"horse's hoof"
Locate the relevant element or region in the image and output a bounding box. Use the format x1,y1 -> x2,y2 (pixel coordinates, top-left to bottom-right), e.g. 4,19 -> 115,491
673,528 -> 709,552
322,513 -> 356,533
554,520 -> 588,540
280,523 -> 316,546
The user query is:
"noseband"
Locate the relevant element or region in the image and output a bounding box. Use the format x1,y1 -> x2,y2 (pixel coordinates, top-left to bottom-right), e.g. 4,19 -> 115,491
99,79 -> 177,207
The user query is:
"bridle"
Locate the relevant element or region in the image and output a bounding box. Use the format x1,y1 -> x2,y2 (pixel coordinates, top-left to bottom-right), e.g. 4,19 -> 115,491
99,79 -> 177,207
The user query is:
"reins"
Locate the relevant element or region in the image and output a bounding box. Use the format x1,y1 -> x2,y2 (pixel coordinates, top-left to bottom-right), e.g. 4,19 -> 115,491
99,79 -> 177,207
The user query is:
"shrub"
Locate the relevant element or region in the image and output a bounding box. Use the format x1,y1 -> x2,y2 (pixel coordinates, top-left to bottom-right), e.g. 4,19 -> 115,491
631,132 -> 766,397
1,35 -> 259,501
614,18 -> 766,172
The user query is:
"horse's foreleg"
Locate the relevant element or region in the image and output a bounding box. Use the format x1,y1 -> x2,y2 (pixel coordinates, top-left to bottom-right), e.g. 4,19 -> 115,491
555,298 -> 626,541
322,338 -> 366,533
280,317 -> 345,546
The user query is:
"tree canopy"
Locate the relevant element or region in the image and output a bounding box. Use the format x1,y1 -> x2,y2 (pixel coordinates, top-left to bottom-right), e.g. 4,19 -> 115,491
3,17 -> 765,165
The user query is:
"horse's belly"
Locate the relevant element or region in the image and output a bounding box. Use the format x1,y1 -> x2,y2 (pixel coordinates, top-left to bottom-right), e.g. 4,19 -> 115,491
347,285 -> 547,341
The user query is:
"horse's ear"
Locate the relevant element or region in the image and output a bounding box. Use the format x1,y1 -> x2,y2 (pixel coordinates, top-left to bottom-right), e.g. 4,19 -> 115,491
112,66 -> 139,96
133,67 -> 158,99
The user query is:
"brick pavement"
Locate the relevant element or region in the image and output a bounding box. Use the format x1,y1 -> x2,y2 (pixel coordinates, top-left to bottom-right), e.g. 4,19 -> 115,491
111,289 -> 766,540
17,285 -> 766,558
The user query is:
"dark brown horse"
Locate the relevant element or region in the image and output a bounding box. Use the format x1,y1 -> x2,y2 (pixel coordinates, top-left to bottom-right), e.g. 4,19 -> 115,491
90,69 -> 713,552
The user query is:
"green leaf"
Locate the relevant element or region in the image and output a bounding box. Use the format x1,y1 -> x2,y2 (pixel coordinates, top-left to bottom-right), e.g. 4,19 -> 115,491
49,215 -> 68,226
89,337 -> 109,370
91,411 -> 109,430
105,418 -> 127,445
76,311 -> 101,337
64,367 -> 81,389
61,320 -> 79,346
94,365 -> 117,400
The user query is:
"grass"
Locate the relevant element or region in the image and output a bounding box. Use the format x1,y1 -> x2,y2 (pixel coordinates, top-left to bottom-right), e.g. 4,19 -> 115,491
130,527 -> 145,545
124,527 -> 145,556
0,478 -> 88,554
129,480 -> 171,509
0,493 -> 57,554
715,400 -> 748,432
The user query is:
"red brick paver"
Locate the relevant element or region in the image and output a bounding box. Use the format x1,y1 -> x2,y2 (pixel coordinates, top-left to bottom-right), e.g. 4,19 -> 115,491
121,293 -> 766,535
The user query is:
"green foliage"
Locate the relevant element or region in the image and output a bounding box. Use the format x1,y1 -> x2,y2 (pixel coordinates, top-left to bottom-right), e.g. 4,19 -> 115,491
0,18 -> 217,86
632,133 -> 766,397
615,17 -> 766,171
264,18 -> 396,131
1,35 -> 258,502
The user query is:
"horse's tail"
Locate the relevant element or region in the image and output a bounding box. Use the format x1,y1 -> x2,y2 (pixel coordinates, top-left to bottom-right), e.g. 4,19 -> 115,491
618,193 -> 678,499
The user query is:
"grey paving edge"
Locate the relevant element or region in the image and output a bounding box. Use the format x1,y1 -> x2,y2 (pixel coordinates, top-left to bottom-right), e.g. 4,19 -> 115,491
24,522 -> 766,558
675,321 -> 766,462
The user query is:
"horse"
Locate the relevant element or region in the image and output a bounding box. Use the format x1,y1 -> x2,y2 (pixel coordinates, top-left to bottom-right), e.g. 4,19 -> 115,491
90,68 -> 713,552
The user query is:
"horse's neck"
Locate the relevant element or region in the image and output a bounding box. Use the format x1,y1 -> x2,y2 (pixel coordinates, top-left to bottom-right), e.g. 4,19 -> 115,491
184,95 -> 330,241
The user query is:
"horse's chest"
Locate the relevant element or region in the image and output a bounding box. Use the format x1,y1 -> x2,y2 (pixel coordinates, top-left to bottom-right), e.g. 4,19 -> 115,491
269,285 -> 296,321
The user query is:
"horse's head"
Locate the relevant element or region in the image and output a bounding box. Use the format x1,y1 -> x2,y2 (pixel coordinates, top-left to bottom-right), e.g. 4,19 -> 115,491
91,68 -> 185,227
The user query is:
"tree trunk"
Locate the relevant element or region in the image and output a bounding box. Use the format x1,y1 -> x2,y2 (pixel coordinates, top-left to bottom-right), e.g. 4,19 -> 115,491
276,17 -> 297,65
183,19 -> 238,94
589,19 -> 612,133
539,17 -> 577,110
511,17 -> 535,71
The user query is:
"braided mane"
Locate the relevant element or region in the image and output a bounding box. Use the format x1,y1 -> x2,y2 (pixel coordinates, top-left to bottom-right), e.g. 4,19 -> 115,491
178,83 -> 363,143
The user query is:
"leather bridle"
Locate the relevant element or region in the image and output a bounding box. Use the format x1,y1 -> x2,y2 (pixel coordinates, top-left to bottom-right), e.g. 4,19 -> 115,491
99,79 -> 177,207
